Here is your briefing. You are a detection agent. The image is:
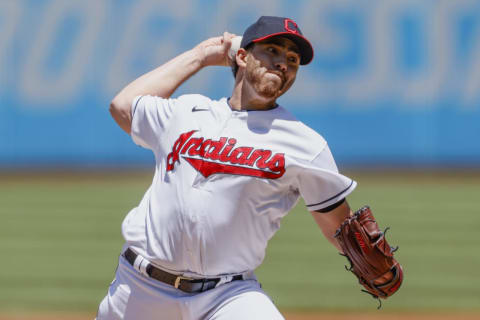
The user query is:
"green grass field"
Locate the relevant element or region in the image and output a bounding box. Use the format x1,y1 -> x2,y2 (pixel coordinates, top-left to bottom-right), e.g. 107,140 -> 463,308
1,170 -> 479,315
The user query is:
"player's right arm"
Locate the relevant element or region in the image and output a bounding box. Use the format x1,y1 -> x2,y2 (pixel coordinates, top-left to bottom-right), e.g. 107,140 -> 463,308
109,32 -> 236,134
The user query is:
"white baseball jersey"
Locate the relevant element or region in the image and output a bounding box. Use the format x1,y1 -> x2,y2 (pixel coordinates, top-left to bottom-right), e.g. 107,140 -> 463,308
123,94 -> 356,278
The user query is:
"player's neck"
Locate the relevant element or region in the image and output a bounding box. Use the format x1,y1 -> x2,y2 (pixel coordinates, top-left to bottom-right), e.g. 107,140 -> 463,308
230,79 -> 277,111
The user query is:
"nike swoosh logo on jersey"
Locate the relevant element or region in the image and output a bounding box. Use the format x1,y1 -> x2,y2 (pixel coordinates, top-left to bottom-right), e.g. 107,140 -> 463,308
192,106 -> 209,112
166,130 -> 286,179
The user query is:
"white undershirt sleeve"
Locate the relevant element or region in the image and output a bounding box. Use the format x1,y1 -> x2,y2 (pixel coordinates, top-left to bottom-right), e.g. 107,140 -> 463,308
297,145 -> 357,212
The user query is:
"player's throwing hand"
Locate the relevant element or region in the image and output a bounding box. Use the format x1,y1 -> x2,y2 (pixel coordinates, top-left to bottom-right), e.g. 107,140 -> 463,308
194,32 -> 237,67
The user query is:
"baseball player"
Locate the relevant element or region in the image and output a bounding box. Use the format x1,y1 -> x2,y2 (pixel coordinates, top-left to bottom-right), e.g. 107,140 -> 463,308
97,16 -> 400,320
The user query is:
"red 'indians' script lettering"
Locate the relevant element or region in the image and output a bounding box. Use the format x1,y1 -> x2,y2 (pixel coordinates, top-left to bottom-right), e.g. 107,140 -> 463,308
166,130 -> 285,179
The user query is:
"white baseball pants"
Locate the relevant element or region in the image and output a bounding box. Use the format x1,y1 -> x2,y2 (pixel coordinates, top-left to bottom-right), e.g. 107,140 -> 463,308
96,254 -> 284,320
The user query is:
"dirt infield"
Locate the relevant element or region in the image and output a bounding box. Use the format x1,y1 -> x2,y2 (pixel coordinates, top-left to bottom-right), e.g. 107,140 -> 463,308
1,313 -> 479,320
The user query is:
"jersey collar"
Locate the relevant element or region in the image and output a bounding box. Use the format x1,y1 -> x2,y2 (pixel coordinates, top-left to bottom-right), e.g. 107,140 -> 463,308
226,97 -> 279,112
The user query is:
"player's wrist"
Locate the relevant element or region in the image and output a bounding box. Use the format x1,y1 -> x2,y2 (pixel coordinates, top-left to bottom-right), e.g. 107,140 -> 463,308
189,46 -> 207,68
174,47 -> 204,74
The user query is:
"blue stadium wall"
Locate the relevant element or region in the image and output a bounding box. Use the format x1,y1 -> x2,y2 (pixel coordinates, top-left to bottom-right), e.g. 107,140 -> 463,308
1,0 -> 479,168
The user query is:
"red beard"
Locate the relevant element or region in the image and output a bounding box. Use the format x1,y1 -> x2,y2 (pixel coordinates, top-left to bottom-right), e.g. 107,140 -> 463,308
246,62 -> 284,99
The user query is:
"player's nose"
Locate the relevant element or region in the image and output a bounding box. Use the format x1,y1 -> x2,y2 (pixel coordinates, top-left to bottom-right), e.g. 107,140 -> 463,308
274,59 -> 287,73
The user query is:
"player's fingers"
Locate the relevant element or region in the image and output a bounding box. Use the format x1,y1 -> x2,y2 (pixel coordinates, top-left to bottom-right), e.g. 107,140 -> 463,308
223,32 -> 237,46
223,31 -> 237,39
222,32 -> 233,48
212,36 -> 223,43
201,36 -> 224,50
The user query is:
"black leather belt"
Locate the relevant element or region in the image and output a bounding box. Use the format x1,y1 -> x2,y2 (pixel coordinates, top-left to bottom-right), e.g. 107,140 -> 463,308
122,248 -> 243,293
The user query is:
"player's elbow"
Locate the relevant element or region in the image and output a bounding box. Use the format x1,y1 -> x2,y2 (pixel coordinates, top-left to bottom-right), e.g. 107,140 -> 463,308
109,98 -> 132,134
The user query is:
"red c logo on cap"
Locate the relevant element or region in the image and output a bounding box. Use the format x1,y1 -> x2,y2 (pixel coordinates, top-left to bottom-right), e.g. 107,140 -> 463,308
284,18 -> 299,34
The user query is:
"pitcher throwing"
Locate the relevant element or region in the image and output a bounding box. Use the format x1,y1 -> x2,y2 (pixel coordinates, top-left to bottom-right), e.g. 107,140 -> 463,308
97,15 -> 402,320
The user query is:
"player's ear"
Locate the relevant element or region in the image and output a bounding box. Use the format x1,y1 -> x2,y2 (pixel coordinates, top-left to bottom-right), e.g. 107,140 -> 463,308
236,48 -> 248,68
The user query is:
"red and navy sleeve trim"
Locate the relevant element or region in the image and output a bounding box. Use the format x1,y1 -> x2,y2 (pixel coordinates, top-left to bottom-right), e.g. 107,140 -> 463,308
316,198 -> 345,213
306,180 -> 354,208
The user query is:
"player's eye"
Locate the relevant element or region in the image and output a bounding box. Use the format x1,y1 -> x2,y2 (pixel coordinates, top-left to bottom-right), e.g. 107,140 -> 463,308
267,46 -> 277,54
288,55 -> 299,64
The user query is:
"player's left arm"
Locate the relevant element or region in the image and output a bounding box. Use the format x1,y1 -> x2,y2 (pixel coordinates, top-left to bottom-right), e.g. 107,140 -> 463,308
310,199 -> 351,252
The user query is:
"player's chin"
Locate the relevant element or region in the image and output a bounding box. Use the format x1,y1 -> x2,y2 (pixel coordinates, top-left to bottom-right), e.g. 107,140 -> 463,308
257,81 -> 284,98
257,87 -> 281,99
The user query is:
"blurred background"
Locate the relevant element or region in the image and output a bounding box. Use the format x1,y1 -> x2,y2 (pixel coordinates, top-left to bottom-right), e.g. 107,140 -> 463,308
1,0 -> 479,319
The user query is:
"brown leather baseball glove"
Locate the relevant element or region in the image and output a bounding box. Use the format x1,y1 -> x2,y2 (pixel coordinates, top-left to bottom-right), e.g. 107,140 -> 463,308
334,206 -> 403,305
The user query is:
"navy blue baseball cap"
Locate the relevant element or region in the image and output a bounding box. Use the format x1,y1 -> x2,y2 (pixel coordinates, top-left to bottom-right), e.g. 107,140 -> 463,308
240,16 -> 314,65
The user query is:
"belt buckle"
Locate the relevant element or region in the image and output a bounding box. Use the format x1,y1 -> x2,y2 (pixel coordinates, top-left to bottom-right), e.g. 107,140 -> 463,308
174,275 -> 194,289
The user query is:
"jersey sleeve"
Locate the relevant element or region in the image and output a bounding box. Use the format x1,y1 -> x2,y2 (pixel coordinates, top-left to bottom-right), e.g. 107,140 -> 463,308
297,145 -> 357,212
130,95 -> 177,150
